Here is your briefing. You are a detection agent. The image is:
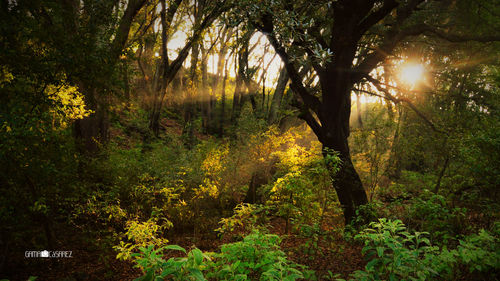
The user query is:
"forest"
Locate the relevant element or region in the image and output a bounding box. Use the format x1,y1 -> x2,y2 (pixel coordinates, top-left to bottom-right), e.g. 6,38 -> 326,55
1,0 -> 499,280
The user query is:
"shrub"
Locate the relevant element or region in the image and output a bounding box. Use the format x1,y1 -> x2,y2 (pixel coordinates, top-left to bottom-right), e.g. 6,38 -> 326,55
114,217 -> 172,261
350,218 -> 439,281
133,245 -> 208,281
133,231 -> 314,281
346,219 -> 500,281
405,192 -> 466,244
435,222 -> 500,279
207,231 -> 314,281
215,203 -> 270,238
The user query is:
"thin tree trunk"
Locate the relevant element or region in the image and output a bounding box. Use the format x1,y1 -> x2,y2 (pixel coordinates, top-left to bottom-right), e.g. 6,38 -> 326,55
231,29 -> 253,121
183,40 -> 200,146
434,155 -> 449,193
231,58 -> 244,122
200,47 -> 210,133
268,67 -> 288,124
385,107 -> 404,179
219,52 -> 232,135
355,92 -> 363,128
149,0 -> 171,136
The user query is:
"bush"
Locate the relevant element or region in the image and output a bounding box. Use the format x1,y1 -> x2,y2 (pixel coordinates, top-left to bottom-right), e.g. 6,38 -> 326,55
215,203 -> 271,238
350,218 -> 439,281
133,245 -> 208,281
132,231 -> 314,281
405,191 -> 466,244
208,231 -> 314,280
435,222 -> 500,279
346,219 -> 500,281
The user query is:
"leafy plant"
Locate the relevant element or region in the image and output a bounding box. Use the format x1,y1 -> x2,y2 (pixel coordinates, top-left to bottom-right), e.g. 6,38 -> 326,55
207,231 -> 314,281
133,245 -> 209,281
350,218 -> 439,281
114,217 -> 171,261
405,192 -> 466,244
435,222 -> 500,279
215,203 -> 270,237
133,231 -> 314,281
346,219 -> 500,281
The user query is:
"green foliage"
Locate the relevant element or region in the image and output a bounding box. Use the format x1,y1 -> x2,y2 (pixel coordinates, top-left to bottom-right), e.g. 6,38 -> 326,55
216,203 -> 270,237
0,68 -> 90,249
346,219 -> 500,281
133,231 -> 313,281
295,222 -> 333,257
207,231 -> 314,281
133,245 -> 208,281
350,201 -> 386,231
435,222 -> 500,279
405,192 -> 466,244
350,102 -> 394,197
267,140 -> 338,228
350,219 -> 439,281
378,171 -> 437,201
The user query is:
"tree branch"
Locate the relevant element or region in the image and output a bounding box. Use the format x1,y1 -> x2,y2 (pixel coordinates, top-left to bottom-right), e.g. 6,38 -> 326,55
356,0 -> 398,36
255,15 -> 321,115
110,0 -> 147,63
361,76 -> 442,133
165,1 -> 229,83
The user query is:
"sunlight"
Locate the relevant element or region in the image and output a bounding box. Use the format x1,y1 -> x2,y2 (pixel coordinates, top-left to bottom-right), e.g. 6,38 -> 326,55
357,93 -> 380,105
399,63 -> 424,88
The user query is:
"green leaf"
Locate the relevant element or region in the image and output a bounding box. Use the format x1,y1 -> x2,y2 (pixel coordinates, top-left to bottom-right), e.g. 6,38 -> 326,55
135,270 -> 154,281
366,259 -> 378,270
164,245 -> 186,253
376,247 -> 384,257
188,268 -> 206,281
192,248 -> 203,265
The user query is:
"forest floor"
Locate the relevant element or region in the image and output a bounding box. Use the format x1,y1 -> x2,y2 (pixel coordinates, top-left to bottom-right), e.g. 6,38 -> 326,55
7,217 -> 365,280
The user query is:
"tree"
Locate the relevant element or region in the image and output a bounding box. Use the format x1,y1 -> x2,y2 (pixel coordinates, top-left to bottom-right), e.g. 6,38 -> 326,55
232,0 -> 500,223
268,67 -> 289,124
58,0 -> 147,153
148,0 -> 229,137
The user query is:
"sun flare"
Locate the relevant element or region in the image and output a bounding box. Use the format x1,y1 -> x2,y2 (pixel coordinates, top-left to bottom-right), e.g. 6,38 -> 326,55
399,63 -> 424,87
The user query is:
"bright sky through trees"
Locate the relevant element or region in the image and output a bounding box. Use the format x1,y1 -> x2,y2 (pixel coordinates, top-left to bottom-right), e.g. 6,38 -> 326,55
399,63 -> 425,88
165,29 -> 281,87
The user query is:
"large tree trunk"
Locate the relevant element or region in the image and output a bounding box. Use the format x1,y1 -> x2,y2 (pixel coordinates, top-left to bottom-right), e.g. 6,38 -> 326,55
74,88 -> 109,154
322,138 -> 367,224
320,80 -> 368,224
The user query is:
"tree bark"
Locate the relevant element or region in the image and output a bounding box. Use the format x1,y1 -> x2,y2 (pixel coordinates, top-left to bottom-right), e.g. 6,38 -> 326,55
200,45 -> 211,133
355,92 -> 363,128
147,0 -> 226,136
74,87 -> 109,154
267,67 -> 289,124
320,95 -> 368,224
231,29 -> 253,121
219,53 -> 231,135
